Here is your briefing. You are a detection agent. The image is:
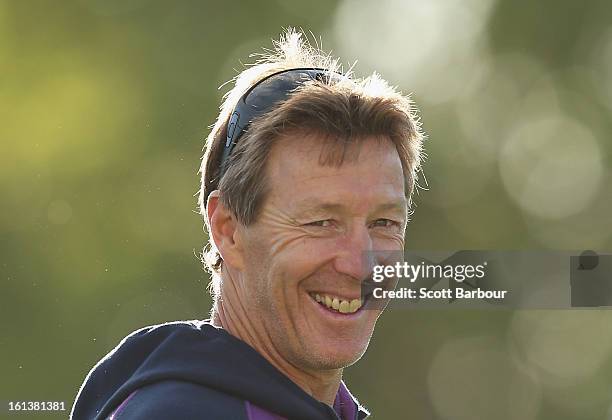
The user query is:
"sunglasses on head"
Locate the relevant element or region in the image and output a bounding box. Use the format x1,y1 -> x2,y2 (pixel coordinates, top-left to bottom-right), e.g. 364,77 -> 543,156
219,67 -> 346,177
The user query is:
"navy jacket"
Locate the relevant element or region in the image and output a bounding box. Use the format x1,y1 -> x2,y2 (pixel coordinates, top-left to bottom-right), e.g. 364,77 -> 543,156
71,320 -> 370,419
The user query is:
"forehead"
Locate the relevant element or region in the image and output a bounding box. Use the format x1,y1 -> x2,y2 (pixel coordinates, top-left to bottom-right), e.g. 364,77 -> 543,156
264,132 -> 406,209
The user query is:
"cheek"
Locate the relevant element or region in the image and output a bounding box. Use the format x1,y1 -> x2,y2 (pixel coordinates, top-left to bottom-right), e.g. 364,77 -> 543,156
239,231 -> 305,299
265,240 -> 334,309
275,238 -> 342,286
237,234 -> 274,305
265,229 -> 332,270
373,235 -> 405,250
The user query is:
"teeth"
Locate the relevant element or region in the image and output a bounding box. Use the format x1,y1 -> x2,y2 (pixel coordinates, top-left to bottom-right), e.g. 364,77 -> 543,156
349,299 -> 361,313
331,298 -> 339,310
311,293 -> 362,314
339,300 -> 349,313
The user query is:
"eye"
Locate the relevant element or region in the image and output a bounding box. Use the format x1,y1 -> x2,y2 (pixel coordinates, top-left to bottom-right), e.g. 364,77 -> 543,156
371,219 -> 400,228
305,219 -> 333,228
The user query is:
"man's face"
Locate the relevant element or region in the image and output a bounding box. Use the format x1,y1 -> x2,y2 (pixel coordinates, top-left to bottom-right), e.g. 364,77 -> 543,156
235,133 -> 407,371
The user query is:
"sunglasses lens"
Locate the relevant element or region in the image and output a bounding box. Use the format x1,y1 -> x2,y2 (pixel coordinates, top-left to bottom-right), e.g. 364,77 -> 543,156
243,70 -> 333,107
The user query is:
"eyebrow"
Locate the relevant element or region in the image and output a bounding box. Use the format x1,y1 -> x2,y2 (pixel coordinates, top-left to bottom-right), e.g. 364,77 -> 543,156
292,199 -> 407,218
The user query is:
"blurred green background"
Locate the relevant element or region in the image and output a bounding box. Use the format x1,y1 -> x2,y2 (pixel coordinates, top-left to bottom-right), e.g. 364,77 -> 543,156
2,0 -> 612,419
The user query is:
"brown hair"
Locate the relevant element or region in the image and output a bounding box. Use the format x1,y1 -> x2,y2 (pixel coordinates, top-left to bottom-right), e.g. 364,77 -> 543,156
197,29 -> 425,280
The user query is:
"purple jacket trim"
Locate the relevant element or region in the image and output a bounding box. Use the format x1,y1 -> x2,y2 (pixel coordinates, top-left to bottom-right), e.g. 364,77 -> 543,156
245,381 -> 359,420
245,401 -> 287,420
108,390 -> 139,420
333,381 -> 358,420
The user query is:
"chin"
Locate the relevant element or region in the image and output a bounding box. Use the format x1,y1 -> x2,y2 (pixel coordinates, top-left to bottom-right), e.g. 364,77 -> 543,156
302,340 -> 370,370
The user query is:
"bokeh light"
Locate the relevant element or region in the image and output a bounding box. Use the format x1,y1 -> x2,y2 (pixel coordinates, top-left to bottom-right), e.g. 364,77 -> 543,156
499,114 -> 603,220
427,335 -> 541,420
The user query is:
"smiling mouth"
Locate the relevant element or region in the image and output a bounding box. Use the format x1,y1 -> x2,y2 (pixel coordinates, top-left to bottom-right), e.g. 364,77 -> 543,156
308,292 -> 367,314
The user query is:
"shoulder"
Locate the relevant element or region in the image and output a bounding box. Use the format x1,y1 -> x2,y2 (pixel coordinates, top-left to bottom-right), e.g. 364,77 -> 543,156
109,380 -> 248,419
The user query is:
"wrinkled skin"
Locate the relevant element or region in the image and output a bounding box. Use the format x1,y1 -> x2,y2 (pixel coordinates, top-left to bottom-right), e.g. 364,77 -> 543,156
208,133 -> 407,404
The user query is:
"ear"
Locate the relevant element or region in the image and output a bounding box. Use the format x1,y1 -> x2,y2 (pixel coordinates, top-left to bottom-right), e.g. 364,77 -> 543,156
206,190 -> 245,271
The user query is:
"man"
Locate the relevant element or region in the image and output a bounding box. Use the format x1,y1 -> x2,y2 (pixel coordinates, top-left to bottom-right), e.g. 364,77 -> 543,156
71,29 -> 423,420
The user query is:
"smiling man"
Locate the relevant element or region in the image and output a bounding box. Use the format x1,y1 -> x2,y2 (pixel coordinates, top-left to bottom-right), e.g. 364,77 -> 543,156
71,29 -> 423,420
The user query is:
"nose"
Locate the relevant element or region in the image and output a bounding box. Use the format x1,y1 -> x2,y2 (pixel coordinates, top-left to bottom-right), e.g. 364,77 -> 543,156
332,223 -> 375,281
